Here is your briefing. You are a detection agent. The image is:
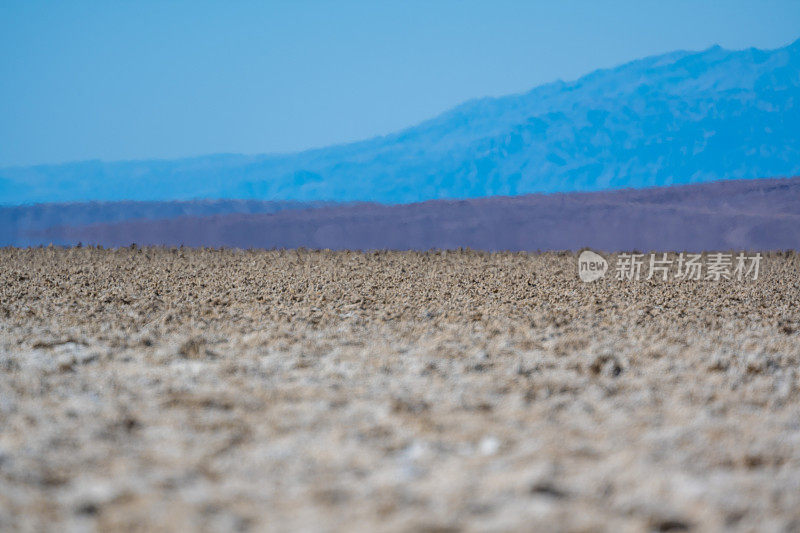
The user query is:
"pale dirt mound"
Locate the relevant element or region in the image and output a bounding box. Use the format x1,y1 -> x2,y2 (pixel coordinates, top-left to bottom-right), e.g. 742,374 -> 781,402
1,248 -> 799,532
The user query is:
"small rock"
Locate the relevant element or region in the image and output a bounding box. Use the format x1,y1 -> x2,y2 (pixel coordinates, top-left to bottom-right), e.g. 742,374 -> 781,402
529,481 -> 567,499
178,336 -> 216,359
588,352 -> 624,377
56,353 -> 75,372
479,436 -> 500,456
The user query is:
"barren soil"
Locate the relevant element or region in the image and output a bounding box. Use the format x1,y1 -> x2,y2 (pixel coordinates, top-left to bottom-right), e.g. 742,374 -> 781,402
1,248 -> 799,532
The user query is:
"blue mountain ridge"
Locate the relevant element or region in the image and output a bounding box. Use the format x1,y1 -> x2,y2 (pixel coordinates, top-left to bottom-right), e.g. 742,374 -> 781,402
2,38 -> 799,206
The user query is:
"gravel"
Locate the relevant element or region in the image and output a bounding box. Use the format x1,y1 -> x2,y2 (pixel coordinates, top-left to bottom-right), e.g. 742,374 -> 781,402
1,247 -> 799,532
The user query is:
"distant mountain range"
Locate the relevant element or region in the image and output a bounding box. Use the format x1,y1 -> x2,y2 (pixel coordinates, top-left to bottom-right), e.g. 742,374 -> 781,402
2,39 -> 799,206
0,199 -> 327,247
12,177 -> 800,251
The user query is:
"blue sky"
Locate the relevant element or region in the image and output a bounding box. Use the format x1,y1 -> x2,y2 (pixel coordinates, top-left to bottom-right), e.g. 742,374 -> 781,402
1,0 -> 799,167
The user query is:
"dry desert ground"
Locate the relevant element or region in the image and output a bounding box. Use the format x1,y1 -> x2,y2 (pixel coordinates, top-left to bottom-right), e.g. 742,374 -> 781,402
1,247 -> 800,532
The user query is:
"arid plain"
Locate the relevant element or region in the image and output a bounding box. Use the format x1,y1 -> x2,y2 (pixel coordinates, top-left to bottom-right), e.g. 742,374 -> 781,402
1,248 -> 799,532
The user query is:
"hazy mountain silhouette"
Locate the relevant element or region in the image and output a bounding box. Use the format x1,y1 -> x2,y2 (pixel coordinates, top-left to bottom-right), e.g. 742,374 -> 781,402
24,177 -> 800,251
0,199 -> 328,247
2,39 -> 799,205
